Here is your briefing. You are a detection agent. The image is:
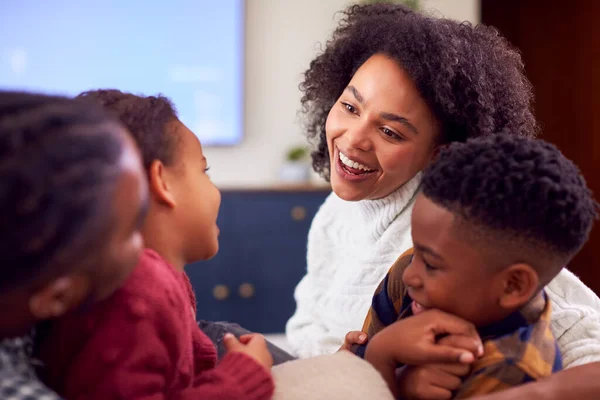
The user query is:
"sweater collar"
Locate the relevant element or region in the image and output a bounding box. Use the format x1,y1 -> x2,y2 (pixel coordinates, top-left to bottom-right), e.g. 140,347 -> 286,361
355,172 -> 422,240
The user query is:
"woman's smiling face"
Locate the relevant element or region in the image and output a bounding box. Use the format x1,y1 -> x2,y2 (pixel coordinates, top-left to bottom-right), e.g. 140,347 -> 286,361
325,53 -> 440,201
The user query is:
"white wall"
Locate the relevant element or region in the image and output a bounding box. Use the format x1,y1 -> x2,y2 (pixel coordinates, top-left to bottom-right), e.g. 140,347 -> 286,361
204,0 -> 480,188
421,0 -> 479,23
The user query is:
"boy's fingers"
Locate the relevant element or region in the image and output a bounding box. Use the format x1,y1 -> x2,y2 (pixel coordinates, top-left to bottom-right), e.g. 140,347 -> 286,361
425,311 -> 481,345
433,362 -> 471,376
420,387 -> 453,400
345,331 -> 367,344
438,335 -> 484,358
424,345 -> 476,365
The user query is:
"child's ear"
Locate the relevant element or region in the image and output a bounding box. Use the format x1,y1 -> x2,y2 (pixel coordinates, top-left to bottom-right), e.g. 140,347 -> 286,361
148,159 -> 176,208
29,275 -> 90,320
497,263 -> 539,310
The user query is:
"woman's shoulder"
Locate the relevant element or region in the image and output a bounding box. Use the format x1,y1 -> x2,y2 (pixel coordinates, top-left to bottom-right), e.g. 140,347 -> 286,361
546,268 -> 600,365
546,269 -> 600,313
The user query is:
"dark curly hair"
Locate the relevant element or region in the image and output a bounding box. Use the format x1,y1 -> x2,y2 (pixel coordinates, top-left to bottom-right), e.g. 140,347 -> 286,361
0,91 -> 126,291
301,3 -> 537,179
422,134 -> 598,278
77,89 -> 179,170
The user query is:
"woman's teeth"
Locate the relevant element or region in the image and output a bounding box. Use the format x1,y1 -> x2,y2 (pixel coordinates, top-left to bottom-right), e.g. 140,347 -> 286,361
339,151 -> 374,172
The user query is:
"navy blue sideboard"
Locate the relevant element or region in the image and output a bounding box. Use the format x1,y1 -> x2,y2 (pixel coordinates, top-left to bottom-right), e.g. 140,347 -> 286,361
186,187 -> 330,333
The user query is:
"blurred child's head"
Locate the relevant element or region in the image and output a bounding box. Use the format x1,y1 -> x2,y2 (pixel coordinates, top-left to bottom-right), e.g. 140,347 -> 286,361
404,134 -> 598,326
0,91 -> 148,337
77,90 -> 221,269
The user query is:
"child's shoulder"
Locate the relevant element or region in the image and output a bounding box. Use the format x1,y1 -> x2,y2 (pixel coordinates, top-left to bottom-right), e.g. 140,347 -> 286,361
112,248 -> 191,314
474,296 -> 561,379
56,249 -> 190,332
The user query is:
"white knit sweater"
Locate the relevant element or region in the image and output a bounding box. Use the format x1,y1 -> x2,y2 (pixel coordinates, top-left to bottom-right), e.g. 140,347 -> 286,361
285,174 -> 600,367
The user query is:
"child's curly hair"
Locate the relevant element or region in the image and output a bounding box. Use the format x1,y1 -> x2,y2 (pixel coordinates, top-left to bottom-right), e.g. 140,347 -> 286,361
301,3 -> 537,180
0,91 -> 127,290
422,134 -> 598,279
77,89 -> 178,171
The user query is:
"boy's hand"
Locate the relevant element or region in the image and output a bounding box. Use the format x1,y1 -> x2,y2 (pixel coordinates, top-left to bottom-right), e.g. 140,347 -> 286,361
396,335 -> 477,399
339,330 -> 368,352
397,362 -> 470,400
223,333 -> 273,370
365,309 -> 482,398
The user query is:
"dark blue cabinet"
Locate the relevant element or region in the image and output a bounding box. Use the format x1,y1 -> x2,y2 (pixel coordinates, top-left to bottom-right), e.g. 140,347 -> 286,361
186,188 -> 330,333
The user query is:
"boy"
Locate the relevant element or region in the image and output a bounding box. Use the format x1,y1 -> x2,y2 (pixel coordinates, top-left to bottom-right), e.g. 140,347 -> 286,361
352,134 -> 598,398
0,91 -> 148,399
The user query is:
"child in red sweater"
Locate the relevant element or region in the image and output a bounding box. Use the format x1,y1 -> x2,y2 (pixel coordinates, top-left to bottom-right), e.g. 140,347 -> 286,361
0,91 -> 148,398
37,90 -> 274,400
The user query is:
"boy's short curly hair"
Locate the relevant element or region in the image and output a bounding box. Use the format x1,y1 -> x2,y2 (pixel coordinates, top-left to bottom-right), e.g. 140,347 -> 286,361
77,89 -> 178,171
301,3 -> 537,179
422,134 -> 598,278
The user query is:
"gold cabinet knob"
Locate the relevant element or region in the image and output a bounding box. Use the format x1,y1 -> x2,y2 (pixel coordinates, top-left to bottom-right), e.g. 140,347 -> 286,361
212,284 -> 229,300
291,206 -> 306,221
238,283 -> 255,299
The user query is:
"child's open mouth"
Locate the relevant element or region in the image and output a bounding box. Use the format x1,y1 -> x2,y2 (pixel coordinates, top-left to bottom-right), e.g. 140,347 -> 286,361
411,301 -> 429,315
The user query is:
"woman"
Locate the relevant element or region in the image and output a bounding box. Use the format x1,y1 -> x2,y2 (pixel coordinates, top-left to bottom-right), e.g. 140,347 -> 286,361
286,2 -> 600,369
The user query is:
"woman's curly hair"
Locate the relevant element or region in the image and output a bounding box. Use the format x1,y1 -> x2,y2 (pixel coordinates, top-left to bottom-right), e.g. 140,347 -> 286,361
301,3 -> 537,179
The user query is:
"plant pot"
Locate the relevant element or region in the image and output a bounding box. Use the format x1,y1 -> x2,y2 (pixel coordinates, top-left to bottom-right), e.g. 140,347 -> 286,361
279,162 -> 310,183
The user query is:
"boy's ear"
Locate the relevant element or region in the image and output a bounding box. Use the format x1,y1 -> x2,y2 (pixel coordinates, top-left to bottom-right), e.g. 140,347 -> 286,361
497,263 -> 539,310
29,275 -> 90,320
148,159 -> 176,207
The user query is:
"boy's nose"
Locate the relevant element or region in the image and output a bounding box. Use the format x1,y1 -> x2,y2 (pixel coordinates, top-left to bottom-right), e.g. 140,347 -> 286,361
402,260 -> 422,289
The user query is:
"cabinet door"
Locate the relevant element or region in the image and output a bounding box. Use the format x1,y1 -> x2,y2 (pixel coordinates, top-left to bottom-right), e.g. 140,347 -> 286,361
188,190 -> 329,332
228,191 -> 328,333
482,0 -> 600,294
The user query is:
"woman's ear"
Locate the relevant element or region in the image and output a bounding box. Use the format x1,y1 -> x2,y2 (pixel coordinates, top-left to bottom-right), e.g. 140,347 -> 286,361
29,275 -> 91,320
148,160 -> 176,207
497,263 -> 539,310
430,142 -> 450,162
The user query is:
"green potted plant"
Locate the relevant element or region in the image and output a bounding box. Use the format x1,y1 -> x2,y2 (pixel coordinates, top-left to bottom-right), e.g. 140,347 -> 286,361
280,145 -> 310,183
360,0 -> 420,10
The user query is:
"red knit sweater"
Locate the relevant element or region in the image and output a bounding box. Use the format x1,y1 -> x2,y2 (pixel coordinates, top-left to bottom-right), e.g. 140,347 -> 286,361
37,249 -> 274,400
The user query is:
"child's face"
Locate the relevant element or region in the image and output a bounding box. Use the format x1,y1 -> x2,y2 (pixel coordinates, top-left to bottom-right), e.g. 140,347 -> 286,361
90,132 -> 149,301
403,193 -> 508,326
24,131 -> 148,327
167,121 -> 221,262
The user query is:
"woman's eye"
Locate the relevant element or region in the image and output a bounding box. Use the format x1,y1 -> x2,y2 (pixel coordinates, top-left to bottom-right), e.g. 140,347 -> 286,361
382,127 -> 401,140
341,102 -> 357,114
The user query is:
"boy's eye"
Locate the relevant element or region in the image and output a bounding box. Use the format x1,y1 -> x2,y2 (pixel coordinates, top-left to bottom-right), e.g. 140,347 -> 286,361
424,262 -> 438,272
204,166 -> 210,173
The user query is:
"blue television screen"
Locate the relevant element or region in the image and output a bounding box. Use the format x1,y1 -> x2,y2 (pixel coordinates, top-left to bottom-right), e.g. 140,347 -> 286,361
0,0 -> 245,145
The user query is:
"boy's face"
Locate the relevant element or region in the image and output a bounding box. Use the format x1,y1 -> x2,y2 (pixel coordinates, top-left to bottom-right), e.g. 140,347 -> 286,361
403,193 -> 507,326
168,120 -> 221,262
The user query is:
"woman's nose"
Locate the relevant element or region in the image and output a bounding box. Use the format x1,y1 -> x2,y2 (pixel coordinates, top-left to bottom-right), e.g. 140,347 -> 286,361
345,120 -> 373,152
